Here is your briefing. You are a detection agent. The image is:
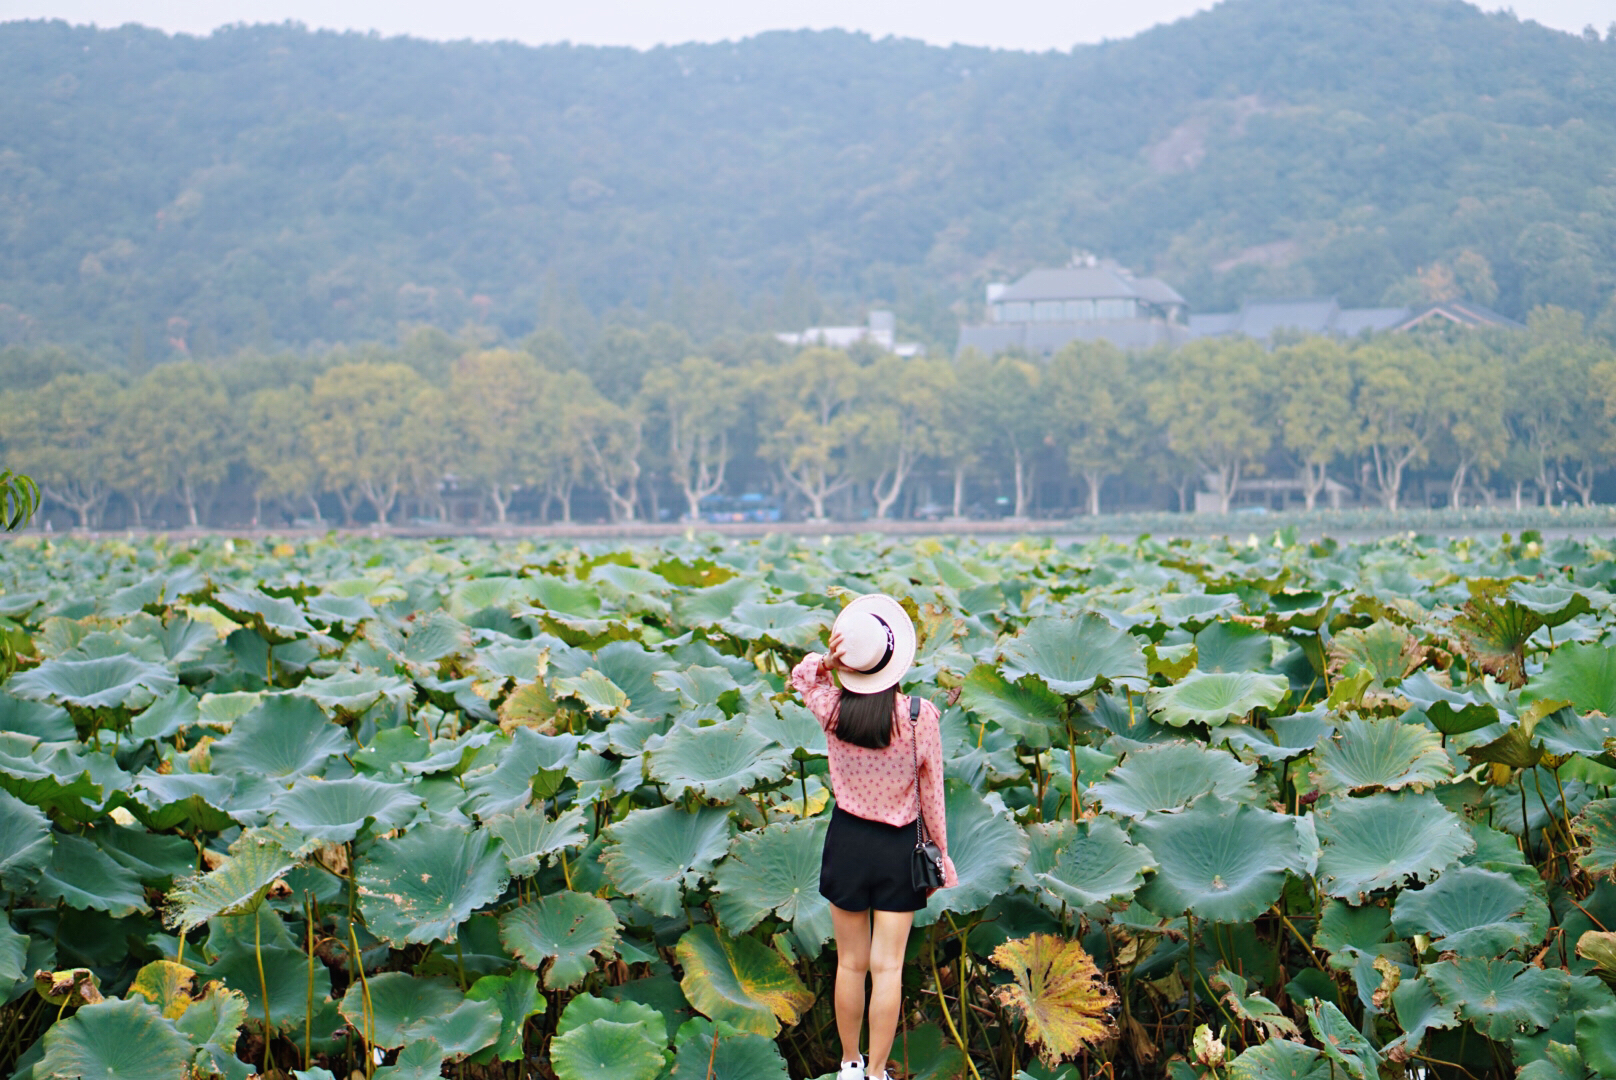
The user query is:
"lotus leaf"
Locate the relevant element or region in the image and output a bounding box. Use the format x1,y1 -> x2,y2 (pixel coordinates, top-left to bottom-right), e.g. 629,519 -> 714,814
38,833 -> 148,916
555,669 -> 631,716
465,969 -> 544,1062
291,670 -> 413,715
1398,671 -> 1499,736
1228,1039 -> 1332,1080
1210,966 -> 1297,1038
338,971 -> 498,1054
675,924 -> 813,1037
464,727 -> 580,818
1577,1002 -> 1616,1076
556,993 -> 666,1041
1510,582 -> 1600,626
1516,1042 -> 1589,1080
1578,930 -> 1616,989
585,641 -> 682,717
1193,621 -> 1275,673
718,599 -> 832,651
211,585 -> 313,640
501,891 -> 620,990
0,788 -> 52,889
958,664 -> 1065,742
1452,590 -> 1541,687
1031,815 -> 1155,913
1521,641 -> 1616,716
1156,592 -> 1241,629
711,818 -> 832,953
992,933 -> 1116,1067
998,613 -> 1147,697
1134,797 -> 1307,922
653,664 -> 741,714
648,721 -> 791,802
749,700 -> 827,757
1313,791 -> 1473,901
1088,741 -> 1257,818
6,653 -> 177,710
126,958 -> 197,1018
1313,716 -> 1453,794
1424,956 -> 1566,1039
176,980 -> 252,1080
208,694 -> 353,780
129,688 -> 201,741
1146,670 -> 1287,728
668,1017 -> 791,1079
1304,999 -> 1378,1079
917,781 -> 1028,925
601,804 -> 733,918
37,997 -> 194,1080
549,1018 -> 666,1080
356,824 -> 508,946
1391,866 -> 1539,956
1382,976 -> 1458,1060
487,805 -> 588,876
268,775 -> 423,846
373,1040 -> 447,1080
0,693 -> 75,741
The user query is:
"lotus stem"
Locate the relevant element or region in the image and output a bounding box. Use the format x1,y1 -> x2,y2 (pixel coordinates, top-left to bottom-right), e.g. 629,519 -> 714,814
254,907 -> 274,1074
305,894 -> 317,1072
348,920 -> 376,1079
704,1026 -> 719,1080
928,927 -> 984,1080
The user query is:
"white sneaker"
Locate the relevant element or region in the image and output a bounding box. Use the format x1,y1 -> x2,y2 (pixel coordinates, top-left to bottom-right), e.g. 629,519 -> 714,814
837,1055 -> 865,1080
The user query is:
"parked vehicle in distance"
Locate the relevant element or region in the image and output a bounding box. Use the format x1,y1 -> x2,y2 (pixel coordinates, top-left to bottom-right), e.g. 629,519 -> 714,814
697,492 -> 783,524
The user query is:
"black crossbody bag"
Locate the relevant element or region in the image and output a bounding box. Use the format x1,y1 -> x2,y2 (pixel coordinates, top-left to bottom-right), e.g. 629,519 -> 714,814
908,694 -> 946,891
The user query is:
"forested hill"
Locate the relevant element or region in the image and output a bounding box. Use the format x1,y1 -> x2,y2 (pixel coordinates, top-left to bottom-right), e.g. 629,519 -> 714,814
2,0 -> 1614,357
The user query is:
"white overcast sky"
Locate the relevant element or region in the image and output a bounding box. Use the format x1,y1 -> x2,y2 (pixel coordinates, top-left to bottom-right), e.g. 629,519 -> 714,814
0,0 -> 1610,50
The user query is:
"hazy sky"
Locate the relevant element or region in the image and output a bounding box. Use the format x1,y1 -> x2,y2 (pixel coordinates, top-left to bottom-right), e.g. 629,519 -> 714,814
1,0 -> 1609,50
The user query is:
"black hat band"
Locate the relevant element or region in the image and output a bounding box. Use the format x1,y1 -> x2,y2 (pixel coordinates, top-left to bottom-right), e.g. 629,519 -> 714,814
850,614 -> 896,675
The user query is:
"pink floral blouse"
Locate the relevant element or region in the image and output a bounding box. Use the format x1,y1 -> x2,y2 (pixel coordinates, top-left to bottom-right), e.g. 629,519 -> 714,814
790,653 -> 959,888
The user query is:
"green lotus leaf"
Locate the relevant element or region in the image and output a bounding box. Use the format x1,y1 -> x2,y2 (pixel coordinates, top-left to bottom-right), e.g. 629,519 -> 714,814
1398,672 -> 1499,736
1536,707 -> 1616,759
208,694 -> 353,781
668,1016 -> 791,1079
465,969 -> 544,1062
1517,1041 -> 1588,1080
338,972 -> 496,1052
1510,582 -> 1601,626
1134,796 -> 1307,923
653,665 -> 741,715
1328,620 -> 1420,687
958,664 -> 1066,742
1156,592 -> 1241,630
306,591 -> 377,628
373,1039 -> 447,1080
196,691 -> 264,730
1391,866 -> 1539,956
6,653 -> 177,710
1313,716 -> 1454,794
1521,641 -> 1616,716
1382,976 -> 1458,1060
268,775 -> 423,846
1313,791 -> 1473,901
601,805 -> 733,918
1576,799 -> 1616,877
587,641 -> 683,718
1423,957 -> 1564,1040
501,890 -> 620,990
127,688 -> 200,742
549,1018 -> 666,1080
1211,966 -> 1297,1038
675,924 -> 813,1038
166,827 -> 300,930
998,613 -> 1147,697
718,600 -> 832,651
1146,670 -> 1287,728
464,728 -> 581,818
918,780 -> 1029,926
399,611 -> 473,666
648,721 -> 791,803
291,670 -> 414,715
557,993 -> 667,1041
37,833 -> 148,916
1452,589 -> 1541,688
1577,1001 -> 1616,1076
175,979 -> 252,1080
0,692 -> 75,741
1193,621 -> 1276,673
487,805 -> 589,876
357,824 -> 509,947
211,585 -> 314,640
555,669 -> 631,716
674,577 -> 762,628
748,701 -> 827,758
1228,1038 -> 1332,1080
1088,741 -> 1258,818
0,922 -> 27,989
711,818 -> 832,954
0,788 -> 52,890
1030,816 -> 1155,912
1305,999 -> 1379,1080
91,823 -> 196,884
37,997 -> 194,1080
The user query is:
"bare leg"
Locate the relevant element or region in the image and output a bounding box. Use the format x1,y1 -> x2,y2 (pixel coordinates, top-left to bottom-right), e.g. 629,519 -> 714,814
864,908 -> 915,1078
830,903 -> 872,1065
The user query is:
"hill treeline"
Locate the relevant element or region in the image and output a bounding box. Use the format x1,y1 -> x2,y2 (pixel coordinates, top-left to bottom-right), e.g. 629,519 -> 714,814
2,0 -> 1615,357
4,312 -> 1616,529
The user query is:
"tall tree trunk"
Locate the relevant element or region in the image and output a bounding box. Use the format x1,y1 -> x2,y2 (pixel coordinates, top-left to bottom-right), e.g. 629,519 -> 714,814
180,477 -> 199,527
305,493 -> 324,524
1080,468 -> 1105,516
489,486 -> 511,524
1449,459 -> 1470,509
952,464 -> 967,519
1512,480 -> 1525,510
1301,463 -> 1327,512
1011,445 -> 1031,519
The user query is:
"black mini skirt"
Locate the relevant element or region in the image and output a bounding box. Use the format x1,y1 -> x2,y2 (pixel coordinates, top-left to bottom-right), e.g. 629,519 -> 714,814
819,805 -> 930,913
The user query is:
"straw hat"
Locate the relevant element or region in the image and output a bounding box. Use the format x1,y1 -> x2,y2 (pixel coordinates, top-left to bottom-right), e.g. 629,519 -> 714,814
831,593 -> 916,694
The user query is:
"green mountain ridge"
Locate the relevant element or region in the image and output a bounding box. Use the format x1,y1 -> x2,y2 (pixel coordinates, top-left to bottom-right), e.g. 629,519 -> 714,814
1,0 -> 1613,356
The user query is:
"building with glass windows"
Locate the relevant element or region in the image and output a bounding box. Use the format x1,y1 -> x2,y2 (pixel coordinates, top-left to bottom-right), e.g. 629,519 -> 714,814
956,256 -> 1190,355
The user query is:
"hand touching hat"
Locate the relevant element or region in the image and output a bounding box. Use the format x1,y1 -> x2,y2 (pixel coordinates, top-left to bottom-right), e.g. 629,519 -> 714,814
827,593 -> 916,694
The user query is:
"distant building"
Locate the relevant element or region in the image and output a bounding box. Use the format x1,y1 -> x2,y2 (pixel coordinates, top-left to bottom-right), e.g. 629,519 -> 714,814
1188,297 -> 1521,343
956,256 -> 1189,355
777,310 -> 922,356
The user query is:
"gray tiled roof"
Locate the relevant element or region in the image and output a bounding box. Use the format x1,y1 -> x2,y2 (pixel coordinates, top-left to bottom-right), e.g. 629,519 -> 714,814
994,263 -> 1185,306
1335,306 -> 1412,336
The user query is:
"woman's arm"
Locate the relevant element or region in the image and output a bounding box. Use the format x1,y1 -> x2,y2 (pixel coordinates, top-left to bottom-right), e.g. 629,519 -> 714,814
917,701 -> 959,888
789,653 -> 841,731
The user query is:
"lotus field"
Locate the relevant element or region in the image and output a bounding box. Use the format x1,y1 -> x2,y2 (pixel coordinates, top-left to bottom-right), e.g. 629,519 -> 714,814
7,530 -> 1616,1080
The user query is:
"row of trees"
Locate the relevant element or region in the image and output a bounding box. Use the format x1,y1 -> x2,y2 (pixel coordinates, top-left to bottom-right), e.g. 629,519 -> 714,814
3,309 -> 1616,528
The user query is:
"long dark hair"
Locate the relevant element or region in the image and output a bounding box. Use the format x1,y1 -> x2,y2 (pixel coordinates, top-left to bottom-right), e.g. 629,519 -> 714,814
833,684 -> 898,749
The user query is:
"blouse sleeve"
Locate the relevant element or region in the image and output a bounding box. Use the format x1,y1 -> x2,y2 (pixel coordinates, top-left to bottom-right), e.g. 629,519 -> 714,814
916,700 -> 959,888
790,653 -> 841,733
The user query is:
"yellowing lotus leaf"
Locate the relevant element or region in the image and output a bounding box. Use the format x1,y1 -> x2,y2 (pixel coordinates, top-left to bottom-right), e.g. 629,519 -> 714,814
991,933 -> 1117,1066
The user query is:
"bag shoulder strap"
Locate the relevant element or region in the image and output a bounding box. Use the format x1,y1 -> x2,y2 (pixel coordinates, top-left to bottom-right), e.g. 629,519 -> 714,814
909,694 -> 929,846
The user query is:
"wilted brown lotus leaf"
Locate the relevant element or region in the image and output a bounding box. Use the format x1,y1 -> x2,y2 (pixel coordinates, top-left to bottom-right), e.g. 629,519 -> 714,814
992,933 -> 1117,1066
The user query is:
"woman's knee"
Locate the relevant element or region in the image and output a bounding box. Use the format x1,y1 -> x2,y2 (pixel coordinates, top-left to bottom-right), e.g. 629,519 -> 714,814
838,950 -> 871,976
868,952 -> 903,979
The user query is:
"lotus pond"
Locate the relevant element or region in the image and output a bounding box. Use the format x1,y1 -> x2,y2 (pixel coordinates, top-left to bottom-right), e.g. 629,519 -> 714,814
4,530 -> 1616,1080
